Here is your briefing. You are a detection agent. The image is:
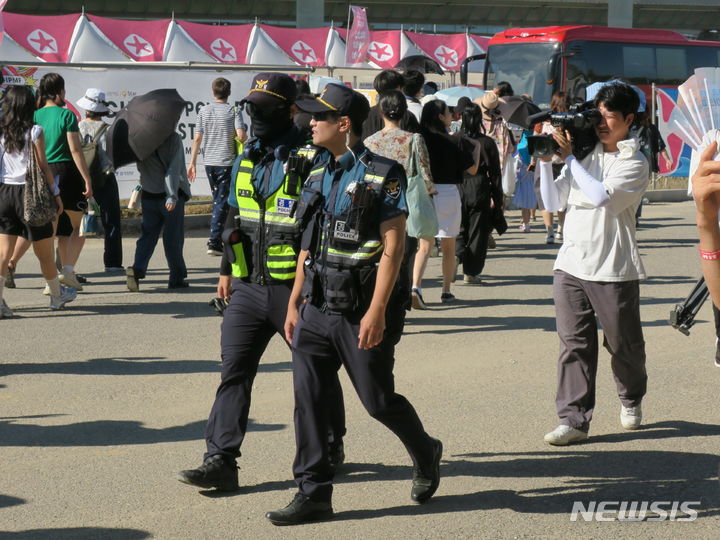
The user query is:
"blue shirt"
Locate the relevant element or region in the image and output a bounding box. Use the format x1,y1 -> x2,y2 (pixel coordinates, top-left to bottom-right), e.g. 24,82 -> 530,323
320,143 -> 407,223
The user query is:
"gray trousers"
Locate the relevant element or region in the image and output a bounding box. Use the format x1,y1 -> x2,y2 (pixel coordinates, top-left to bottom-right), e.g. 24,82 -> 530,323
553,270 -> 647,432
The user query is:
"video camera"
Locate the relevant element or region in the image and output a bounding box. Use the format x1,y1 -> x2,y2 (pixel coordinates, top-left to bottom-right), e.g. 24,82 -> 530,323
526,101 -> 601,161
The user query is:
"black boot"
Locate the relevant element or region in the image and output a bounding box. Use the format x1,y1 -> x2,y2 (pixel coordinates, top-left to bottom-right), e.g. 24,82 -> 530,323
410,438 -> 443,504
328,441 -> 345,471
265,493 -> 333,526
177,455 -> 238,491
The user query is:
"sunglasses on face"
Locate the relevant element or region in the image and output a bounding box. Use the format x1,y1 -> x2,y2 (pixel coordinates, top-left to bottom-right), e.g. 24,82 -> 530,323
244,101 -> 289,119
311,111 -> 341,122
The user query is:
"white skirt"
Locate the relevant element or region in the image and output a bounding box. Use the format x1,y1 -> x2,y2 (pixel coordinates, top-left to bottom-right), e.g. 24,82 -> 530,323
433,184 -> 461,238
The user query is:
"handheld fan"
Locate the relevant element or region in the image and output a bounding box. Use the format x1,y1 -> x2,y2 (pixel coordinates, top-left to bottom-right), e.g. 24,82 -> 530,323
669,67 -> 720,156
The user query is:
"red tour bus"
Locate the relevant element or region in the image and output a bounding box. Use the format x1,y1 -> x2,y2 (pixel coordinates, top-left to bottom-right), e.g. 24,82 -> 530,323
482,25 -> 720,108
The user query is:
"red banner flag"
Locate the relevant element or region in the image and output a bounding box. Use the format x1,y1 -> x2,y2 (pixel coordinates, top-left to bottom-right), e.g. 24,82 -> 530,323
345,6 -> 369,66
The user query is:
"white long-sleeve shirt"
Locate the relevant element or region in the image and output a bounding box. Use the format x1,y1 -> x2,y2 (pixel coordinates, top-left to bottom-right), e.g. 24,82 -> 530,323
540,139 -> 649,282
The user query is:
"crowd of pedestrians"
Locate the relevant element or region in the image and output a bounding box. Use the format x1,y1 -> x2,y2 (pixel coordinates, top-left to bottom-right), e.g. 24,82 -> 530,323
2,67 -> 718,524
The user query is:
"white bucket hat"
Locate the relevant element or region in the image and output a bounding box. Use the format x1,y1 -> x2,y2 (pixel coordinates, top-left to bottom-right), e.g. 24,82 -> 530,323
77,88 -> 110,113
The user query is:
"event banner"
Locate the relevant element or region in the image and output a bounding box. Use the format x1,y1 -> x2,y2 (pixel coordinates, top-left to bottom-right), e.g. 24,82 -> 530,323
345,6 -> 369,66
1,64 -> 256,198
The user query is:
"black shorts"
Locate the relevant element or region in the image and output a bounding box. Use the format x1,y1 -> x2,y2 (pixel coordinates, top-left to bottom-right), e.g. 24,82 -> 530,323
0,183 -> 55,241
50,160 -> 86,213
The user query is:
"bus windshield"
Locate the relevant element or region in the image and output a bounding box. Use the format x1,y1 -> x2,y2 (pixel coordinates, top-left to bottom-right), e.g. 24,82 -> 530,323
485,42 -> 560,108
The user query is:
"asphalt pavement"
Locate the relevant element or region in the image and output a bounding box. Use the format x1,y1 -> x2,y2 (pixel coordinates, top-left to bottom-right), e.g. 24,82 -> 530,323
1,201 -> 718,539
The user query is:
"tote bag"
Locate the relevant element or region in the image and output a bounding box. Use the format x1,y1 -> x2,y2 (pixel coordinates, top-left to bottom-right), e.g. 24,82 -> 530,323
501,157 -> 517,196
23,141 -> 57,226
405,135 -> 439,239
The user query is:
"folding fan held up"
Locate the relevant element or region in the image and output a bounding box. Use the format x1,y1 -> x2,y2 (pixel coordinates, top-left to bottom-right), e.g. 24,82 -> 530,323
670,67 -> 720,159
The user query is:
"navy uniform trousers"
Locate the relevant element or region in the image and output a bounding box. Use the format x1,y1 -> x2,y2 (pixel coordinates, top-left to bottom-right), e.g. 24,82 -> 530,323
291,300 -> 434,502
204,279 -> 346,461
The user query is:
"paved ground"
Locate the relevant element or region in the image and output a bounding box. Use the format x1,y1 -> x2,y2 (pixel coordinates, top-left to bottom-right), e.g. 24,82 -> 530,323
1,201 -> 718,539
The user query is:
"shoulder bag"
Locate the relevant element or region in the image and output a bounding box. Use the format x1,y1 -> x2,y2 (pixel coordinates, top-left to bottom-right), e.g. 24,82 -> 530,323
405,135 -> 439,239
23,140 -> 57,226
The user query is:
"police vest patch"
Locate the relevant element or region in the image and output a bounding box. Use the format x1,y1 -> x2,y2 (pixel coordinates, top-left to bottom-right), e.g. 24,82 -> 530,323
383,179 -> 401,199
276,197 -> 295,214
333,220 -> 359,242
237,189 -> 252,198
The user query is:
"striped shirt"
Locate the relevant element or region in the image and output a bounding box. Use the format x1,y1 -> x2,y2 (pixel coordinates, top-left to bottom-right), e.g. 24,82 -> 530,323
196,102 -> 247,166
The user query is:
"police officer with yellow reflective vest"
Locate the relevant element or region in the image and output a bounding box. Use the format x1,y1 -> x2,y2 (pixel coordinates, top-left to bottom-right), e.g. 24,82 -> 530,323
265,84 -> 442,526
177,73 -> 346,492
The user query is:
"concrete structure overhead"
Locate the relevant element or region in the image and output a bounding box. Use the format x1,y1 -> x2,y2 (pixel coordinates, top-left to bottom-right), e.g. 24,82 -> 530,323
4,1 -> 720,31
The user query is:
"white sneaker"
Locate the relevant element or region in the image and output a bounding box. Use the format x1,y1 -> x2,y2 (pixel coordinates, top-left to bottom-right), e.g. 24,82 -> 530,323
59,271 -> 83,291
556,231 -> 563,242
0,299 -> 14,318
620,404 -> 642,430
43,284 -> 51,296
463,274 -> 482,285
126,267 -> 140,292
50,286 -> 77,310
544,425 -> 588,446
545,232 -> 555,244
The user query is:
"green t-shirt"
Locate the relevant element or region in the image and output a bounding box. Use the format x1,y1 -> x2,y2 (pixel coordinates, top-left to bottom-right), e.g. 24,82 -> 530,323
33,106 -> 78,163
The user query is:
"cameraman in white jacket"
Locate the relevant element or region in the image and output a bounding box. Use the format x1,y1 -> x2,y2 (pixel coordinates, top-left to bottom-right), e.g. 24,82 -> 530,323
539,82 -> 649,445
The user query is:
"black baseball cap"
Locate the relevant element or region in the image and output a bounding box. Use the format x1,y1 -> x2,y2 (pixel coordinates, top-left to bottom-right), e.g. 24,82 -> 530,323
242,72 -> 297,106
295,83 -> 370,121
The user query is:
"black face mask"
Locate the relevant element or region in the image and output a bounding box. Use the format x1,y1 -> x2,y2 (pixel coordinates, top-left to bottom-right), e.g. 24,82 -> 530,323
246,102 -> 291,141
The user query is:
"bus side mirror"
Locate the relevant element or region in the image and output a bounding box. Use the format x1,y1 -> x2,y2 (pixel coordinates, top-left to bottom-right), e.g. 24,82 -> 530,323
460,53 -> 487,86
547,51 -> 575,84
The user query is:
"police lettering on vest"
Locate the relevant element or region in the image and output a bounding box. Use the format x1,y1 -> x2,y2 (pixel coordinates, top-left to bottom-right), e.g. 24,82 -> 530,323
224,140 -> 320,284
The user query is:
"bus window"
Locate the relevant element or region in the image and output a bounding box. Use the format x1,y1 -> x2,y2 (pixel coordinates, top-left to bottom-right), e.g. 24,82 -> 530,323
656,47 -> 687,82
566,41 -> 623,99
485,42 -> 559,107
623,45 -> 655,83
687,46 -> 720,71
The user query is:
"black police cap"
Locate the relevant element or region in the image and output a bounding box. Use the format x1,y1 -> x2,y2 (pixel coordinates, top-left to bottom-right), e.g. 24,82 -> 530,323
243,72 -> 297,106
295,83 -> 370,122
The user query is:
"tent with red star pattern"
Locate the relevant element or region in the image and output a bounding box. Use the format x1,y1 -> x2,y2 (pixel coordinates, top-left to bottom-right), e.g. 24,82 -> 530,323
88,15 -> 170,62
405,32 -> 471,71
178,20 -> 253,64
2,12 -> 78,62
0,11 -> 490,71
259,24 -> 331,67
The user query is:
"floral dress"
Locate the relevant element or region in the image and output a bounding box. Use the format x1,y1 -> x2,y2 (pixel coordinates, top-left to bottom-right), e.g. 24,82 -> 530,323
364,128 -> 435,195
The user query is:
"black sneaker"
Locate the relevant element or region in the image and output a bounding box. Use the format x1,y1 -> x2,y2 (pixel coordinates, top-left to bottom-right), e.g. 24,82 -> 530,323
440,292 -> 455,303
207,243 -> 223,256
265,492 -> 333,526
410,438 -> 443,504
328,441 -> 345,471
177,455 -> 239,491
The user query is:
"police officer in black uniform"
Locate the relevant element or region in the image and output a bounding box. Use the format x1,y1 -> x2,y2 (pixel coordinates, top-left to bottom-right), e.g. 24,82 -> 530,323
177,73 -> 346,491
265,84 -> 442,525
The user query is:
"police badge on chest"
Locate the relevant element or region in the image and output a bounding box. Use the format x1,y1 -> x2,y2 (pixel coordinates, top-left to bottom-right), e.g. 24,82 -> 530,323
332,219 -> 360,243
